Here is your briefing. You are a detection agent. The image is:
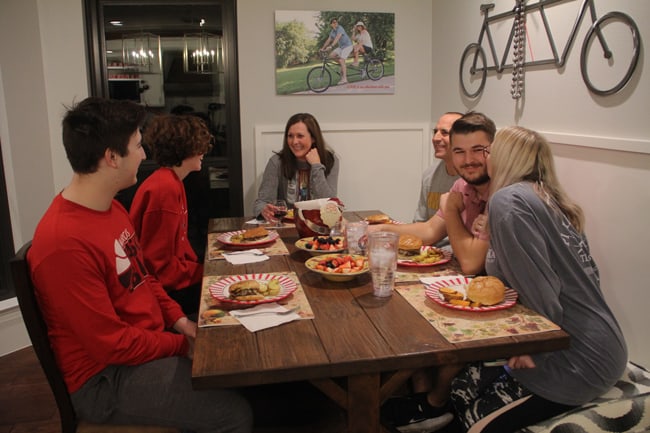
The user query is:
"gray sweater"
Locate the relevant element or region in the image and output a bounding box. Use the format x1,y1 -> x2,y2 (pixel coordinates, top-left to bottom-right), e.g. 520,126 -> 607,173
486,182 -> 627,406
253,153 -> 340,217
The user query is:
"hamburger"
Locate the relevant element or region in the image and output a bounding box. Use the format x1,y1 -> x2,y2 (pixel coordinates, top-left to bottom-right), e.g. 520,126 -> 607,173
398,234 -> 423,258
228,280 -> 264,301
466,276 -> 506,306
365,214 -> 391,225
242,226 -> 269,241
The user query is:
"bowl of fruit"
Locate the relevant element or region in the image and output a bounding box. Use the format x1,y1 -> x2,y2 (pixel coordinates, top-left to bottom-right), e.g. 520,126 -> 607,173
304,254 -> 369,282
295,236 -> 345,255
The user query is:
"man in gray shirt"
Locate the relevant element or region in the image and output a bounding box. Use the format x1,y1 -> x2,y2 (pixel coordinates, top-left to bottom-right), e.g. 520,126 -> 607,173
413,112 -> 463,222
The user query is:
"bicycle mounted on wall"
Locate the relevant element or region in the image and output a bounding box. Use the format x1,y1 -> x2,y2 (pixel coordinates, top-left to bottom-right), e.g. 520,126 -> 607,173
459,0 -> 641,99
306,49 -> 385,93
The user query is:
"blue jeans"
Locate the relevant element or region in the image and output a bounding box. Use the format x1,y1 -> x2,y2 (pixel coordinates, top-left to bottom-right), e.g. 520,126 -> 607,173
71,356 -> 252,433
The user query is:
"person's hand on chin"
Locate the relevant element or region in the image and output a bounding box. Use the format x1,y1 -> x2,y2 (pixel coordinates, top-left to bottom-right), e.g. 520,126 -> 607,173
305,148 -> 321,165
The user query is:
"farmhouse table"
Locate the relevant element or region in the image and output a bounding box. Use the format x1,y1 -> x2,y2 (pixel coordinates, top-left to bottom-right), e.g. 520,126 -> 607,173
191,210 -> 570,433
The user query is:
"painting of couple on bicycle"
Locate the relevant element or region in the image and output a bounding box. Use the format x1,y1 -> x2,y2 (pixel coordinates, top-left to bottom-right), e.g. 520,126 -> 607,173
274,10 -> 395,95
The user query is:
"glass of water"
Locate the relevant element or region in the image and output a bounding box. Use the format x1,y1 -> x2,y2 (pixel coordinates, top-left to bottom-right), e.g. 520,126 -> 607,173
346,220 -> 369,255
367,231 -> 399,298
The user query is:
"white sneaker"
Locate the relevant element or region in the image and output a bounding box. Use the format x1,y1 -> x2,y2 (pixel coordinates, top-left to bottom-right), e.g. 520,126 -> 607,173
396,412 -> 454,433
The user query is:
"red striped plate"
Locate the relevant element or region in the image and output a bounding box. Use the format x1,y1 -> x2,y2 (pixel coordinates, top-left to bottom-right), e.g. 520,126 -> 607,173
209,273 -> 297,305
216,230 -> 279,247
397,246 -> 452,267
425,276 -> 518,312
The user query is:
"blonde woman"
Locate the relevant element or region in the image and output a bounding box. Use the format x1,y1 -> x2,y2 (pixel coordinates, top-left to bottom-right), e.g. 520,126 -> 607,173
448,126 -> 628,432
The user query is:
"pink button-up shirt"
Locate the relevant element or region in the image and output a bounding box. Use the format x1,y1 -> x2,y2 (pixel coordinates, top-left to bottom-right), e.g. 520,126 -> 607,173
436,178 -> 489,241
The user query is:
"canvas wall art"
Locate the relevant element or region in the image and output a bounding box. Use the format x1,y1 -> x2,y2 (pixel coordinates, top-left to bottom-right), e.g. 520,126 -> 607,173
275,10 -> 395,95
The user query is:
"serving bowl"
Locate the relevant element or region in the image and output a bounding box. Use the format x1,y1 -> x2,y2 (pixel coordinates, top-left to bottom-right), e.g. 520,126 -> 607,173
293,198 -> 344,238
304,253 -> 369,282
295,236 -> 345,255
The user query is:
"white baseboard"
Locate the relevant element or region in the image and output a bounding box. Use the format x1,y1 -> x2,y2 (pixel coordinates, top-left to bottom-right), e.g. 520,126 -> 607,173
0,301 -> 30,357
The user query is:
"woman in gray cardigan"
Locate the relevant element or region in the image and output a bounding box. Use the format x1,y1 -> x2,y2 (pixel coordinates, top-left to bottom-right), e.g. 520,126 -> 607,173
254,113 -> 340,221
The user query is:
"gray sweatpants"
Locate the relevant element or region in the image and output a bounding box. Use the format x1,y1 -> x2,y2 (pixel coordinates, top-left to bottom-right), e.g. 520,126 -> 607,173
71,356 -> 252,433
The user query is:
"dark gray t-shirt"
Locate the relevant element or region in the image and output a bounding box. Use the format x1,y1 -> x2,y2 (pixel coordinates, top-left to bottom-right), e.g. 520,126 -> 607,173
486,182 -> 627,406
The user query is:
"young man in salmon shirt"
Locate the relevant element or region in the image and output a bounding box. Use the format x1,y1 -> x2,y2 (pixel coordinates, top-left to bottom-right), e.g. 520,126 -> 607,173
370,111 -> 495,276
28,97 -> 252,433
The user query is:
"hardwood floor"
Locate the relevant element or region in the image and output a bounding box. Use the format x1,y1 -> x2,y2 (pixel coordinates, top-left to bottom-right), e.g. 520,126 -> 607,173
0,347 -> 60,433
0,347 -> 347,433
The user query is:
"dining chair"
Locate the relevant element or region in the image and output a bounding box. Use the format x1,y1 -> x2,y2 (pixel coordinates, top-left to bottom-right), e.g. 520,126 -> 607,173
10,241 -> 179,433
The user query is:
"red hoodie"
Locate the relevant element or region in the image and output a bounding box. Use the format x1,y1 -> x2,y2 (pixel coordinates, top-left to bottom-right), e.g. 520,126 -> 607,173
29,194 -> 188,393
130,167 -> 203,291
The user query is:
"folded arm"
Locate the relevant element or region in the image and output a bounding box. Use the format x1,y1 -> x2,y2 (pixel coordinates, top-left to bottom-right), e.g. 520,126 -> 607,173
443,192 -> 488,275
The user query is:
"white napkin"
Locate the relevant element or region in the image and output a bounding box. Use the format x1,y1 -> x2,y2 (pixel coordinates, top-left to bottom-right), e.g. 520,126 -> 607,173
293,198 -> 331,210
419,275 -> 459,286
244,218 -> 267,225
222,249 -> 269,265
229,303 -> 300,332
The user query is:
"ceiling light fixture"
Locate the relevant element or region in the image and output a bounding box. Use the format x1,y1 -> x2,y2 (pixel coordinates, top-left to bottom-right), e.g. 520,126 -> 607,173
183,19 -> 222,74
122,32 -> 161,72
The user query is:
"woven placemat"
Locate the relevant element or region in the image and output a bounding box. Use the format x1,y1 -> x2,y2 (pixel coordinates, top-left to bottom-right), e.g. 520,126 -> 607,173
396,283 -> 560,343
198,271 -> 314,328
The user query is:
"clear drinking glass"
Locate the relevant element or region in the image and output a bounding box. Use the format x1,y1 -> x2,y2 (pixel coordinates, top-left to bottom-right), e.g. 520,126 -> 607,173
367,231 -> 399,298
346,221 -> 369,255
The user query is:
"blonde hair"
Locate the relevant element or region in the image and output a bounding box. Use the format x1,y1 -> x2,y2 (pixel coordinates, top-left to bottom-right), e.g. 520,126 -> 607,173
489,126 -> 585,232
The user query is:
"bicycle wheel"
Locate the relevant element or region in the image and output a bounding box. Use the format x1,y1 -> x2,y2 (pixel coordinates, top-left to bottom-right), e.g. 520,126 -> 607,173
580,11 -> 640,96
366,59 -> 384,81
459,43 -> 487,98
307,67 -> 332,93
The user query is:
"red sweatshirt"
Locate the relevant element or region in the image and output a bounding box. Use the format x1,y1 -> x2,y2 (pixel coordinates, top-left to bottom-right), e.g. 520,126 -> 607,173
29,194 -> 188,393
129,168 -> 203,291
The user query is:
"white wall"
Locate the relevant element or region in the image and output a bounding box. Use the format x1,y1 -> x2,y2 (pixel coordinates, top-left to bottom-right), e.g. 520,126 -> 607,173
237,0 -> 434,219
431,0 -> 650,365
0,0 -> 87,354
0,0 -> 648,368
254,123 -> 431,222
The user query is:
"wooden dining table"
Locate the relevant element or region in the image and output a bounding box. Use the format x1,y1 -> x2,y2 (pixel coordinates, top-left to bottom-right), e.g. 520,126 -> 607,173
191,210 -> 570,433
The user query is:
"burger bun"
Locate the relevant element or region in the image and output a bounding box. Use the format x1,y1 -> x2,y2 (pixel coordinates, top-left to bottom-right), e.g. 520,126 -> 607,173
228,280 -> 264,300
365,214 -> 391,225
242,226 -> 269,241
398,234 -> 422,257
466,276 -> 505,306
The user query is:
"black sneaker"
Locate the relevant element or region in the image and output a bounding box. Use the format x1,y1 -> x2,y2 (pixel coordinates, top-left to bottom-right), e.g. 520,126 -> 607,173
381,393 -> 453,433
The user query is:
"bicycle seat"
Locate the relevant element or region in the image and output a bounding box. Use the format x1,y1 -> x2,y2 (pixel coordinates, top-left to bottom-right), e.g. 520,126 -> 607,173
480,3 -> 495,12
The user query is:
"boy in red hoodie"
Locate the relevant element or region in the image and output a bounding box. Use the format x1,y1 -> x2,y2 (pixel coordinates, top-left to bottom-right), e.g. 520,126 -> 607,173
28,97 -> 251,432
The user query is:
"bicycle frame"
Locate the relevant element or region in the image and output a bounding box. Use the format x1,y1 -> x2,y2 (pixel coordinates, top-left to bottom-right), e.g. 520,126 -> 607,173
315,50 -> 371,78
476,0 -> 608,73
